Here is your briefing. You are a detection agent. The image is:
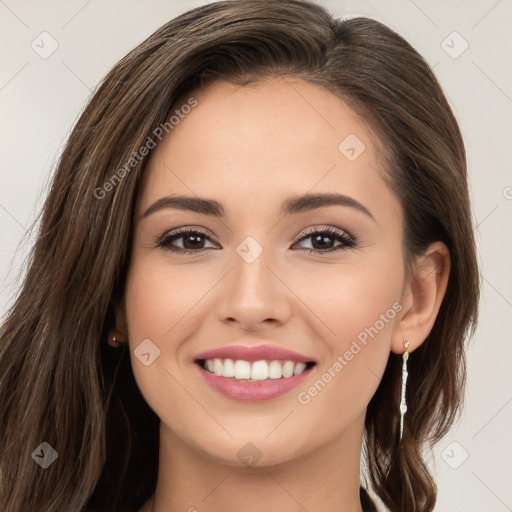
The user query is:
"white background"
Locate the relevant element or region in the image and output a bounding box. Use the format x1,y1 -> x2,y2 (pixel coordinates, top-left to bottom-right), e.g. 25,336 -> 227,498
1,1 -> 511,510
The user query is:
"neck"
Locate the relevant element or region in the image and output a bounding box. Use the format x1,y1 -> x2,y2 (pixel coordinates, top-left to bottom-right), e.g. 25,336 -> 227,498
145,412 -> 366,512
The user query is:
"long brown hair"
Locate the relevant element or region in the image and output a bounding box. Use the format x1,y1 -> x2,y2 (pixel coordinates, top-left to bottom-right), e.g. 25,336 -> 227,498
0,1 -> 479,511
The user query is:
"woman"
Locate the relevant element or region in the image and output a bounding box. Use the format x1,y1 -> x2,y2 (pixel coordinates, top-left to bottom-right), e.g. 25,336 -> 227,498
0,1 -> 479,511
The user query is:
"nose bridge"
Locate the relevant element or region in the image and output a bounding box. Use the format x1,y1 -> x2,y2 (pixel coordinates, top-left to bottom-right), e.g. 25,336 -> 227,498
231,237 -> 277,302
215,235 -> 291,327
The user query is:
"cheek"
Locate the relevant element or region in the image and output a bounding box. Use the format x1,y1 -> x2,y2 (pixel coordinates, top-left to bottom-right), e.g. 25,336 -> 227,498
297,251 -> 404,405
122,257 -> 204,401
124,256 -> 207,341
303,250 -> 403,346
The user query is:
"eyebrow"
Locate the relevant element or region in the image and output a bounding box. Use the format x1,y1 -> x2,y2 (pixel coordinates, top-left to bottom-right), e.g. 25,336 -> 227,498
141,192 -> 375,221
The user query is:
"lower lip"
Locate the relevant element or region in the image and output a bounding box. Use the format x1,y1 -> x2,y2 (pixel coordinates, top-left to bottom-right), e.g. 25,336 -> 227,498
196,363 -> 315,402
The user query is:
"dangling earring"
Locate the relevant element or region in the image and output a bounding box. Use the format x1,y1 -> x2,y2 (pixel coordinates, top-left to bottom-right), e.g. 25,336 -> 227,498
399,338 -> 410,441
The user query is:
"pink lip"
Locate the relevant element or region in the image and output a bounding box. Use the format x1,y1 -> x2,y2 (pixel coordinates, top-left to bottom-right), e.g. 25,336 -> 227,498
194,344 -> 315,363
195,363 -> 315,402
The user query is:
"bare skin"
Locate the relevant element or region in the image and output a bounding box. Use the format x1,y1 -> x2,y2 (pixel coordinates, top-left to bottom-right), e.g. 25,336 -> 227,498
110,77 -> 450,512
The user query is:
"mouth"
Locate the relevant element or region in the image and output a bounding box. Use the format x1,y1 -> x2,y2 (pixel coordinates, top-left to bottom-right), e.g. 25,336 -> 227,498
193,345 -> 317,402
195,358 -> 316,382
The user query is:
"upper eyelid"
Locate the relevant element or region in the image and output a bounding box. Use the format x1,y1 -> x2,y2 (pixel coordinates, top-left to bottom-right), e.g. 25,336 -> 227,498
161,225 -> 350,238
297,225 -> 352,238
161,226 -> 219,241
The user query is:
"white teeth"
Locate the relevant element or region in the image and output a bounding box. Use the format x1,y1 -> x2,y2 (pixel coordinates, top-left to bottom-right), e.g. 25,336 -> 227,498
234,360 -> 251,379
202,358 -> 311,380
282,361 -> 295,378
223,358 -> 235,378
268,360 -> 282,379
213,358 -> 223,376
251,360 -> 269,381
293,362 -> 306,375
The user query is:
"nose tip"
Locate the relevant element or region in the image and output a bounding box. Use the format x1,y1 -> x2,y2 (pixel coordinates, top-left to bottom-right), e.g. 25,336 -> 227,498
215,249 -> 292,331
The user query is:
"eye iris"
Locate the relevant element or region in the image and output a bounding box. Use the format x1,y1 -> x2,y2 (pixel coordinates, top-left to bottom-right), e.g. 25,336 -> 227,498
183,233 -> 204,250
312,233 -> 334,250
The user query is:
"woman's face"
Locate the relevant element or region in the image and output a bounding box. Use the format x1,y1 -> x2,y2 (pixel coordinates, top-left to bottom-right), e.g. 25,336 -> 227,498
121,77 -> 407,466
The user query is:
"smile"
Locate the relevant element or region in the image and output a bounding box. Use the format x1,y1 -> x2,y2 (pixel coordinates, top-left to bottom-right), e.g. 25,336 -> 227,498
199,358 -> 314,381
193,344 -> 317,401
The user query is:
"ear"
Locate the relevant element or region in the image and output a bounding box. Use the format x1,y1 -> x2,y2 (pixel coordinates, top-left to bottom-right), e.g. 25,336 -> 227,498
107,301 -> 128,347
391,241 -> 450,354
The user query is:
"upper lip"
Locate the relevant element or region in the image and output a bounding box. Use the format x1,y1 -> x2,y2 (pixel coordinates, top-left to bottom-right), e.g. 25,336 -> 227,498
194,343 -> 315,363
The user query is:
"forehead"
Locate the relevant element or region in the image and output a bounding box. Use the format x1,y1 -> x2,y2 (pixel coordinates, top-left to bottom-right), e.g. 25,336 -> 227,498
137,77 -> 399,223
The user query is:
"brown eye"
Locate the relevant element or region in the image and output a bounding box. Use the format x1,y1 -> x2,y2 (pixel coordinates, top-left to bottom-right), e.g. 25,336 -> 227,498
157,228 -> 218,254
293,227 -> 356,254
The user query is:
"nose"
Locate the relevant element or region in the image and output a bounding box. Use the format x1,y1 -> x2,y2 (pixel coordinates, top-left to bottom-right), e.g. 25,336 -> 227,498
215,244 -> 293,331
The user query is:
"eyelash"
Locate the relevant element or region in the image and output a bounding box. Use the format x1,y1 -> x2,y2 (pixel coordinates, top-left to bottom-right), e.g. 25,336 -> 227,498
155,226 -> 357,255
